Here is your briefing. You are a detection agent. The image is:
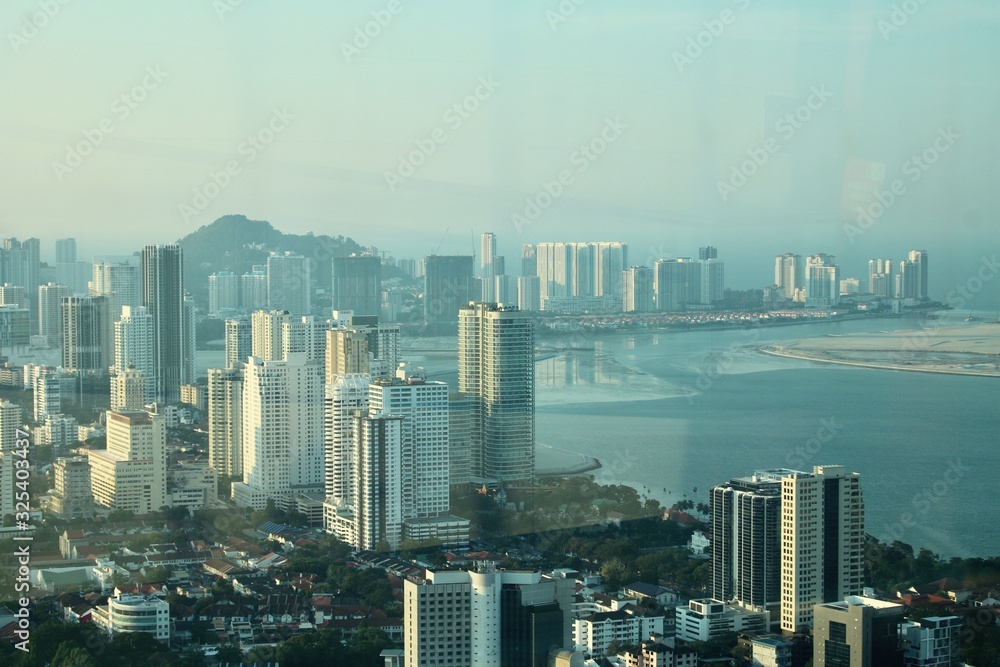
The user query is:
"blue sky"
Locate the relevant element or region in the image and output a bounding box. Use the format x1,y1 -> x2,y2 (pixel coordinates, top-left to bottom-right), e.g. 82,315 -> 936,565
1,0 -> 998,302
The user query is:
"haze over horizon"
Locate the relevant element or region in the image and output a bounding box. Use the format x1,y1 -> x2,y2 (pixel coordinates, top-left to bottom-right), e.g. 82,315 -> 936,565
2,1 -> 998,303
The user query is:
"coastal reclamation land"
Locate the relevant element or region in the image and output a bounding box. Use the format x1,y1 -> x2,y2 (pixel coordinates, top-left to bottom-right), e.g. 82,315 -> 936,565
761,322 -> 1000,377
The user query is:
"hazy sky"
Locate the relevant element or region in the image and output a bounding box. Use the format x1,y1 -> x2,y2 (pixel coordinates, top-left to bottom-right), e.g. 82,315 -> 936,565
2,0 -> 998,303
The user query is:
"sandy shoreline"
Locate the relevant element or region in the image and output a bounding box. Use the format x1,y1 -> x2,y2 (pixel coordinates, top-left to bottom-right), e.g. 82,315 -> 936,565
760,323 -> 1000,378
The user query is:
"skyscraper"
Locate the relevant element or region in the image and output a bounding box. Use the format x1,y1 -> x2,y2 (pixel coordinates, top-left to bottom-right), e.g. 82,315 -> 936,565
481,233 -> 497,302
0,401 -> 23,518
224,317 -> 251,368
91,260 -> 140,322
424,255 -> 475,324
623,266 -> 654,312
208,272 -> 240,315
267,252 -> 311,315
114,306 -> 155,403
459,303 -> 534,482
142,245 -> 185,403
241,265 -> 268,311
38,282 -> 69,345
868,259 -> 893,298
780,465 -> 865,633
350,411 -> 404,550
62,295 -> 112,373
251,309 -> 291,362
521,244 -> 537,278
805,254 -> 840,307
331,255 -> 382,317
207,365 -> 244,478
233,354 -> 324,509
323,373 -> 370,509
654,258 -> 700,311
908,250 -> 929,300
711,471 -> 783,623
775,253 -> 804,300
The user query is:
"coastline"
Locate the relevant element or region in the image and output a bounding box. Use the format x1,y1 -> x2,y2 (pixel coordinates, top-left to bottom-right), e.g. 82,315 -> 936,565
759,345 -> 1000,378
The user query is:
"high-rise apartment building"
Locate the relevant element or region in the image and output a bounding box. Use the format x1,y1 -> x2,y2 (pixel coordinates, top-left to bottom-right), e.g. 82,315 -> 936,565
0,307 -> 30,351
654,258 -> 700,311
623,266 -> 654,313
805,254 -> 840,307
700,258 -> 725,306
711,471 -> 783,623
34,371 -> 62,422
424,255 -> 475,324
323,373 -> 370,509
281,315 -> 330,365
91,260 -> 140,322
517,276 -> 541,312
208,271 -> 240,315
251,309 -> 291,361
780,465 -> 865,633
0,284 -> 26,309
62,295 -> 112,373
868,259 -> 894,299
331,255 -> 382,317
0,238 -> 40,317
110,367 -> 148,412
404,565 -> 574,667
775,254 -> 804,301
900,616 -> 962,667
142,245 -> 185,403
114,305 -> 155,402
521,244 -> 537,278
0,401 -> 22,518
233,355 -> 324,509
207,366 -> 244,478
267,252 -> 311,315
241,265 -> 268,311
224,317 -> 251,368
88,410 -> 167,514
349,411 -> 405,551
49,456 -> 94,519
458,303 -> 534,482
38,283 -> 69,346
908,250 -> 929,300
325,328 -> 369,384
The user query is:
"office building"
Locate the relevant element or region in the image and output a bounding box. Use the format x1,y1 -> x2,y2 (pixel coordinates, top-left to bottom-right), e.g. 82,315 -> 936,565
699,246 -> 718,260
481,233 -> 497,302
232,355 -> 324,509
207,366 -> 244,478
574,607 -> 665,657
675,599 -> 770,643
459,303 -> 534,482
0,306 -> 29,350
424,255 -> 475,323
813,596 -> 906,666
267,251 -> 311,315
332,255 -> 382,317
38,282 -> 69,345
208,271 -> 240,315
0,238 -> 40,317
34,371 -> 62,422
90,260 -> 140,322
775,254 -> 805,301
240,265 -> 268,311
49,456 -> 94,519
92,591 -> 170,641
88,410 -> 167,515
167,462 -> 218,510
900,616 -> 962,667
114,305 -> 155,401
404,566 -> 573,667
61,295 -> 112,373
142,245 -> 186,403
623,266 -> 654,313
225,317 -> 251,368
781,466 -> 865,633
805,254 -> 840,307
711,471 -> 783,621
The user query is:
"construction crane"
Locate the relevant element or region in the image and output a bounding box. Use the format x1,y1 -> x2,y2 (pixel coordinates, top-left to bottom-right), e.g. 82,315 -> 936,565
431,227 -> 449,256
